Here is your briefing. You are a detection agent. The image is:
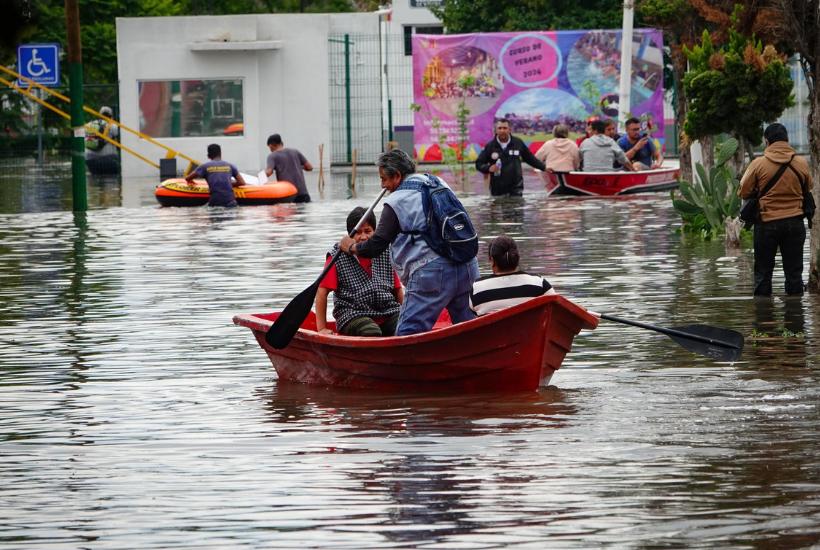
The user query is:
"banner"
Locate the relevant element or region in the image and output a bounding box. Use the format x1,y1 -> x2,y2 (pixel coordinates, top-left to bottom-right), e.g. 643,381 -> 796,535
412,30 -> 664,161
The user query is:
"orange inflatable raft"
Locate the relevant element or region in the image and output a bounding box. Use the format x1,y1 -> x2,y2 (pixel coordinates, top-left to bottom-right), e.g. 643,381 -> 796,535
155,178 -> 298,207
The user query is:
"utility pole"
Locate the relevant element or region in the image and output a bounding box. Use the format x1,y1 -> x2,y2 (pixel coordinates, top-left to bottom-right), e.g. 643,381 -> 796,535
65,0 -> 87,211
617,0 -> 634,133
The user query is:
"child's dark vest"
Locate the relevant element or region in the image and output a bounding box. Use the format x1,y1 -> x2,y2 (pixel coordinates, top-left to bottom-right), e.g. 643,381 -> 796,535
329,244 -> 401,330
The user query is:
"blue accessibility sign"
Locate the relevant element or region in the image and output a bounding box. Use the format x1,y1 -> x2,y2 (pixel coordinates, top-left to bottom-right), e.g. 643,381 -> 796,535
17,43 -> 60,86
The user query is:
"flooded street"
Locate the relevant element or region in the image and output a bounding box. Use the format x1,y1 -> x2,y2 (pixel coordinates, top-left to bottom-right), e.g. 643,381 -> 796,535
2,161 -> 820,548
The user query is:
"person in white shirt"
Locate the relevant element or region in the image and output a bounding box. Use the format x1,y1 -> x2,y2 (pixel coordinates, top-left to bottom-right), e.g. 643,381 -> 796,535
469,235 -> 556,317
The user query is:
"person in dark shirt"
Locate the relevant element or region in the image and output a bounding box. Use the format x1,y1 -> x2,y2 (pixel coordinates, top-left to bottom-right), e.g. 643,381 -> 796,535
265,134 -> 313,203
475,118 -> 546,197
185,143 -> 245,207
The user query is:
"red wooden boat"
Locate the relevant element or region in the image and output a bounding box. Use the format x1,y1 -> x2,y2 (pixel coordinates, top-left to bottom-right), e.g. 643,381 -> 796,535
542,167 -> 680,197
233,295 -> 599,392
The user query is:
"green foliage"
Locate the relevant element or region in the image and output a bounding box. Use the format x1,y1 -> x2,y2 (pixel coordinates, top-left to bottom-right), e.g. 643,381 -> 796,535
682,22 -> 794,146
638,0 -> 692,26
750,328 -> 804,339
672,137 -> 742,237
430,0 -> 630,34
411,75 -> 475,188
0,0 -> 38,66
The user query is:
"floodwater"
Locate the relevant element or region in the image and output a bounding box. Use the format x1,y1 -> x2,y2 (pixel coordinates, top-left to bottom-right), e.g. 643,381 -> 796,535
2,159 -> 820,549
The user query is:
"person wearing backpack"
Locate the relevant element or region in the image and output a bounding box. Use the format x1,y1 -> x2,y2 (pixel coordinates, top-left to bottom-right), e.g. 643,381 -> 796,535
738,123 -> 813,296
339,148 -> 480,336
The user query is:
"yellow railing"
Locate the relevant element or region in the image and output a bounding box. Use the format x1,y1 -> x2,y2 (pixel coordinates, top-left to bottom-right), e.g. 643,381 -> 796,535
0,65 -> 201,174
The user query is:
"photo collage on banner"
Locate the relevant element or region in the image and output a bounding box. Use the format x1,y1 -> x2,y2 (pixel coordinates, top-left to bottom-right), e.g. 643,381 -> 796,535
412,30 -> 664,162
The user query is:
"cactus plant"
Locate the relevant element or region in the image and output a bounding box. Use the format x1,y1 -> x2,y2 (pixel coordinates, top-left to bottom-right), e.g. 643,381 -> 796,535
671,137 -> 741,237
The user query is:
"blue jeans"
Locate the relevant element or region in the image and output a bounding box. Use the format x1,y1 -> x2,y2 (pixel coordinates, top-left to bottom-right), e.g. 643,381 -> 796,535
396,257 -> 479,336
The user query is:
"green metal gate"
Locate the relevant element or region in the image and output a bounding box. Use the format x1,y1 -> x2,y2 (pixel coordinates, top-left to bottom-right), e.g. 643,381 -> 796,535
328,33 -> 413,165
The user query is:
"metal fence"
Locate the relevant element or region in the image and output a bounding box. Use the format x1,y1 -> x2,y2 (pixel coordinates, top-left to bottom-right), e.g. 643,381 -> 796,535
0,84 -> 119,168
328,33 -> 413,165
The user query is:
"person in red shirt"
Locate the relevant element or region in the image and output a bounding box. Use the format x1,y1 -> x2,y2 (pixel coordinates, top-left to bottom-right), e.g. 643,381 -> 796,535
315,207 -> 404,336
576,116 -> 599,148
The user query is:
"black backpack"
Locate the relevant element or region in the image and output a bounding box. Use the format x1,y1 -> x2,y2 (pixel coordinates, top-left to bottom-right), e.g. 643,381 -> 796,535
399,174 -> 479,263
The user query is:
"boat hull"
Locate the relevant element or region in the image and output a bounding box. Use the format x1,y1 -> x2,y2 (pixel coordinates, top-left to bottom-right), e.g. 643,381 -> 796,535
234,295 -> 598,392
155,178 -> 298,207
542,168 -> 680,197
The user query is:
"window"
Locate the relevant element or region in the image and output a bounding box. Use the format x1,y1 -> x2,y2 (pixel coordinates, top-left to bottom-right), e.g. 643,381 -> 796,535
404,25 -> 444,56
138,79 -> 243,138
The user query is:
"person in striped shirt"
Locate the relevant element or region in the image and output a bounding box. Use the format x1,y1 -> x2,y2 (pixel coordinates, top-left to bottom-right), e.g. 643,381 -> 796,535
469,236 -> 556,317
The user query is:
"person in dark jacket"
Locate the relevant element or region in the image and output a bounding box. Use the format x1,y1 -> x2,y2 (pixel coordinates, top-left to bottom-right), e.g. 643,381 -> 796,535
738,123 -> 813,296
475,118 -> 546,197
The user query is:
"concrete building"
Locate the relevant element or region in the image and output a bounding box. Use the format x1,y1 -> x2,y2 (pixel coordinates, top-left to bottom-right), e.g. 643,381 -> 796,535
116,5 -> 445,178
116,13 -> 379,177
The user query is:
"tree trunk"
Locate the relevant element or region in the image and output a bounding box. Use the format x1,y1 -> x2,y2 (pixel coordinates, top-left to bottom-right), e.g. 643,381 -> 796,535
731,134 -> 748,174
673,61 -> 692,184
808,78 -> 820,293
701,135 -> 715,172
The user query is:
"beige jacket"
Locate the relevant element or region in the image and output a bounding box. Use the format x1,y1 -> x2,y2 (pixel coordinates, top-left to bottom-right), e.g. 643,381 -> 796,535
535,138 -> 580,172
738,141 -> 812,222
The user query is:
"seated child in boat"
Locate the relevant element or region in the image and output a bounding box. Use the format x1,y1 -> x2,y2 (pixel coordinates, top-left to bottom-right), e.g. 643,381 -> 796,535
315,207 -> 404,336
469,236 -> 556,317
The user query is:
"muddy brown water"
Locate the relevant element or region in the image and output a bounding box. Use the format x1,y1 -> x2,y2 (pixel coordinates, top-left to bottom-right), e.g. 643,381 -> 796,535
1,161 -> 819,548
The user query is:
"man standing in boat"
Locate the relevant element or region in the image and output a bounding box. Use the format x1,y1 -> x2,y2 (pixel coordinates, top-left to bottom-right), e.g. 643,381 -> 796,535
617,117 -> 663,170
338,148 -> 480,336
185,143 -> 246,207
579,120 -> 636,172
475,118 -> 547,197
265,134 -> 313,203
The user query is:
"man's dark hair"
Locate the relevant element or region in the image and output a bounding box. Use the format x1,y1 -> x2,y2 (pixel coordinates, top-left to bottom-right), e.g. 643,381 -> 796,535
764,123 -> 789,144
603,118 -> 616,129
207,143 -> 221,158
624,117 -> 641,128
495,118 -> 511,127
376,148 -> 415,179
267,134 -> 283,146
591,120 -> 607,134
346,206 -> 377,234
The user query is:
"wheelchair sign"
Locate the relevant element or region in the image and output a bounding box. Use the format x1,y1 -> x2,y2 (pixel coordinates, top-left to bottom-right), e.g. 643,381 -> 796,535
17,44 -> 60,86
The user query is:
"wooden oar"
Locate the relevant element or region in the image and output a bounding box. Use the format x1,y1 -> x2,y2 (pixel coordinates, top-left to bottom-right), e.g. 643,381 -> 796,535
265,188 -> 389,350
590,312 -> 744,362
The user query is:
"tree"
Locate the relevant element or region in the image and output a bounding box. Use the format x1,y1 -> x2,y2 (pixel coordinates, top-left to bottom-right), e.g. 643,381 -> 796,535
767,0 -> 820,292
639,0 -> 703,184
430,0 -> 631,34
681,25 -> 794,169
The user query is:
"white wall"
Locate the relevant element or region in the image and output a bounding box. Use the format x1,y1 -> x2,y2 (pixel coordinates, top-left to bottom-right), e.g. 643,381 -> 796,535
116,13 -> 377,177
390,0 -> 442,31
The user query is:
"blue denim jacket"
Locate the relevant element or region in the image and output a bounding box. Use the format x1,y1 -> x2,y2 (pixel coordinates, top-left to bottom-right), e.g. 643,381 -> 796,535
384,174 -> 441,286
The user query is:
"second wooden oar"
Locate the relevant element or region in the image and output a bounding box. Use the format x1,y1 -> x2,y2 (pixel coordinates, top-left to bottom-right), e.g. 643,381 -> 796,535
590,312 -> 744,362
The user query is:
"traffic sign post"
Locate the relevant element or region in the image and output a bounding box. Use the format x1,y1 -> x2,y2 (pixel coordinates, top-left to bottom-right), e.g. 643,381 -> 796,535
16,43 -> 60,87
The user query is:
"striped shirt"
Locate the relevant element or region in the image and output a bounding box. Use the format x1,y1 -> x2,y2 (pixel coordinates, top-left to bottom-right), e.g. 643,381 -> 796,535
469,271 -> 556,317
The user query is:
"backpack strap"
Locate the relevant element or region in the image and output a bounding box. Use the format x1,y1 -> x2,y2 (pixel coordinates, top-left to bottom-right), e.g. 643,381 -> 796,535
786,163 -> 807,191
758,153 -> 795,199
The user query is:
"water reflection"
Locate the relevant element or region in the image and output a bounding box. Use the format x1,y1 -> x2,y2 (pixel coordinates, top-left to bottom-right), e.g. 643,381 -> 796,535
0,166 -> 819,548
261,382 -> 579,543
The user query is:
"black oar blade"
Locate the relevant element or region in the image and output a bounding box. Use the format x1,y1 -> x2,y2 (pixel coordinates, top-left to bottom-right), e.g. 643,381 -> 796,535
668,324 -> 745,362
265,282 -> 320,350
